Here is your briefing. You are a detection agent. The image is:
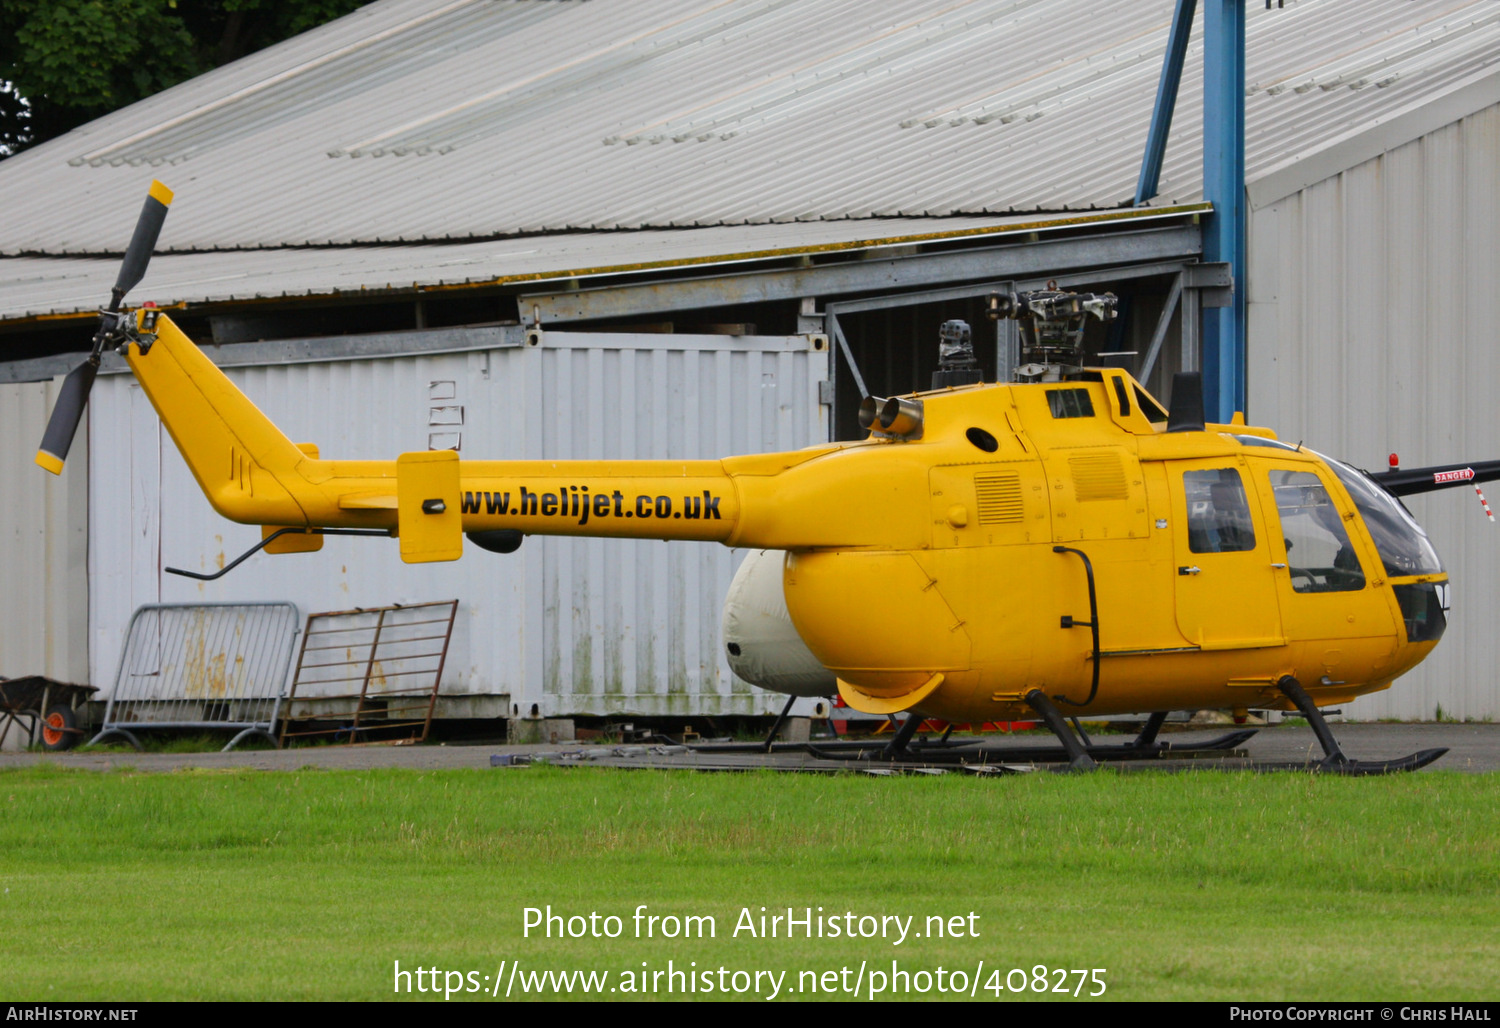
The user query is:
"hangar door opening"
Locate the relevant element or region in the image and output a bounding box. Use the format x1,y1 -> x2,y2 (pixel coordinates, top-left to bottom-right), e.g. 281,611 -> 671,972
825,265 -> 1209,441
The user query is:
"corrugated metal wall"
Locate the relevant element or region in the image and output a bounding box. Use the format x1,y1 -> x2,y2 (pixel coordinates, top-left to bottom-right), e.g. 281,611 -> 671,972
88,329 -> 828,718
0,379 -> 89,685
1247,102 -> 1500,720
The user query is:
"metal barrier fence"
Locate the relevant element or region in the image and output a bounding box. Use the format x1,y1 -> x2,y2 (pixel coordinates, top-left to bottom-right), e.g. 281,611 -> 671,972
91,602 -> 302,751
278,600 -> 458,747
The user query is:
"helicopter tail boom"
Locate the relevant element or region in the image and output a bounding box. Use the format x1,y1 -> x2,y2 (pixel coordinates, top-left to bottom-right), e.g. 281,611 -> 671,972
122,312 -> 749,558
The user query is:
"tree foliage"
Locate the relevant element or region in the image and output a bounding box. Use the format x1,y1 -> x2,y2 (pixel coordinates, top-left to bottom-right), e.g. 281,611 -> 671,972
0,0 -> 370,156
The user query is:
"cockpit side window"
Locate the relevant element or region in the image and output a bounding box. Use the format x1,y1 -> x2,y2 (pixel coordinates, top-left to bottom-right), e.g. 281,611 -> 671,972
1184,469 -> 1256,553
1267,470 -> 1365,593
1135,386 -> 1169,424
1047,389 -> 1095,419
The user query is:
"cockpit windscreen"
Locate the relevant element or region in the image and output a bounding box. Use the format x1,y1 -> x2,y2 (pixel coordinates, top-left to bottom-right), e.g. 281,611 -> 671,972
1323,456 -> 1444,577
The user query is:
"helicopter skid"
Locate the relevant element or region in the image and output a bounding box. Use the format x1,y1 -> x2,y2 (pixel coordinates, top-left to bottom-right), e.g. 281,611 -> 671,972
694,729 -> 1254,758
1228,749 -> 1449,775
1310,748 -> 1449,775
790,729 -> 1258,766
511,732 -> 1263,776
532,726 -> 1449,775
508,737 -> 1446,775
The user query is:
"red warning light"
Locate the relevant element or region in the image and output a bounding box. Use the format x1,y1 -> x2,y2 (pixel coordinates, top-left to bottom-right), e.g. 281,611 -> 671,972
1389,453 -> 1400,470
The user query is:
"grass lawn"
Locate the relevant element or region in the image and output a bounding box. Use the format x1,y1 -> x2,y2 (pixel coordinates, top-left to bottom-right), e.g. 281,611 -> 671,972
1,764 -> 1496,1001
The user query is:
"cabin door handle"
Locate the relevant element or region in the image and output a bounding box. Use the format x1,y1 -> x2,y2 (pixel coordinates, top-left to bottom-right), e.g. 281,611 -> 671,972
1177,565 -> 1201,576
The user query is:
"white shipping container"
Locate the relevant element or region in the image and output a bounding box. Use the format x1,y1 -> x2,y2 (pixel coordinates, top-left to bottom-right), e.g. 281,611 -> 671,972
0,379 -> 89,686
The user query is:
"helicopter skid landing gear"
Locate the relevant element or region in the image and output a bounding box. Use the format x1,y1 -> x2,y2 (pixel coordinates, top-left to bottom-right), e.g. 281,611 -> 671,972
879,711 -> 926,760
1024,690 -> 1097,771
1275,676 -> 1447,774
1126,710 -> 1169,749
760,695 -> 798,754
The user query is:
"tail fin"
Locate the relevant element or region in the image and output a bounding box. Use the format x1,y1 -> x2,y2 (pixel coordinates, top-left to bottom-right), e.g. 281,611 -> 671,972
125,312 -> 314,527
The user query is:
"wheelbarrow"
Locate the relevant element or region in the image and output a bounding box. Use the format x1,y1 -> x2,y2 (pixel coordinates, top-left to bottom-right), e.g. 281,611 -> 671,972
0,676 -> 97,752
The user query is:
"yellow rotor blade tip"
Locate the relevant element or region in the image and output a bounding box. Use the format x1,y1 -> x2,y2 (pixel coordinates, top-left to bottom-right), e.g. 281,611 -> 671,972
35,450 -> 64,475
148,180 -> 174,206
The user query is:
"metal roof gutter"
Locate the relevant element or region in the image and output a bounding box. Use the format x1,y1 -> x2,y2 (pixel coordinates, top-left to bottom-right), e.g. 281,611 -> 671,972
0,205 -> 1209,329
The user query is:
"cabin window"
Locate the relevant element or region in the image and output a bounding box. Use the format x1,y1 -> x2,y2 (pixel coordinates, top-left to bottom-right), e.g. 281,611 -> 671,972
1136,386 -> 1169,423
1267,470 -> 1365,593
1047,389 -> 1094,419
1184,469 -> 1256,553
1234,434 -> 1300,452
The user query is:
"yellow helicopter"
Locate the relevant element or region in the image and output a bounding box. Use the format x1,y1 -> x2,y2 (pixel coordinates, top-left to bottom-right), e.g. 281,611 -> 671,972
36,183 -> 1485,772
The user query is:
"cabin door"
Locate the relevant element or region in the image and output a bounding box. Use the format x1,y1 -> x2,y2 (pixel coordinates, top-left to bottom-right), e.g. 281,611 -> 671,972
1166,459 -> 1285,649
1248,459 -> 1402,652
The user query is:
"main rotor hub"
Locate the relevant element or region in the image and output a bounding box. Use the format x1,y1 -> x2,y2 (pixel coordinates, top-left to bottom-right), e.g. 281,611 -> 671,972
989,286 -> 1118,382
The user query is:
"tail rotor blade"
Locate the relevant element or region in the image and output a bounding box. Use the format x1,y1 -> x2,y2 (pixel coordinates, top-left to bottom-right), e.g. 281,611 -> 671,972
38,179 -> 172,475
112,180 -> 174,302
35,361 -> 99,475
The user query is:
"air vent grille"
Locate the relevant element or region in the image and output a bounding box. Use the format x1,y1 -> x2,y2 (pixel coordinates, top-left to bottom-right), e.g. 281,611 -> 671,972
974,472 -> 1023,524
1069,454 -> 1129,501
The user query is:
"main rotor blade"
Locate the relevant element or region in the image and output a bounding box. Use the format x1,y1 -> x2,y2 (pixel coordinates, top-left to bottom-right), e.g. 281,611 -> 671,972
34,360 -> 98,475
112,180 -> 174,303
1372,459 -> 1500,496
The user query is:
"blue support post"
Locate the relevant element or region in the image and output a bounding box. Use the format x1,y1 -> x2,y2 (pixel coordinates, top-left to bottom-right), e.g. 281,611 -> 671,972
1201,0 -> 1246,422
1134,0 -> 1198,207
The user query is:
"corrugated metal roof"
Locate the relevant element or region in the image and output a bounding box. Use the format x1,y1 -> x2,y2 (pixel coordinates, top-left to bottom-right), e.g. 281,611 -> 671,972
0,0 -> 1496,256
0,206 -> 1200,322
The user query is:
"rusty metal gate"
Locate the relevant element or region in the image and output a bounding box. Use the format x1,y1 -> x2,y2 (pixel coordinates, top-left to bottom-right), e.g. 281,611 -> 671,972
91,602 -> 302,751
278,600 -> 458,747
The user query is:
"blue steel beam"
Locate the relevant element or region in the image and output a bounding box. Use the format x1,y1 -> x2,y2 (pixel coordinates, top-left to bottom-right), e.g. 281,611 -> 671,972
1134,0 -> 1198,207
1201,0 -> 1246,421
